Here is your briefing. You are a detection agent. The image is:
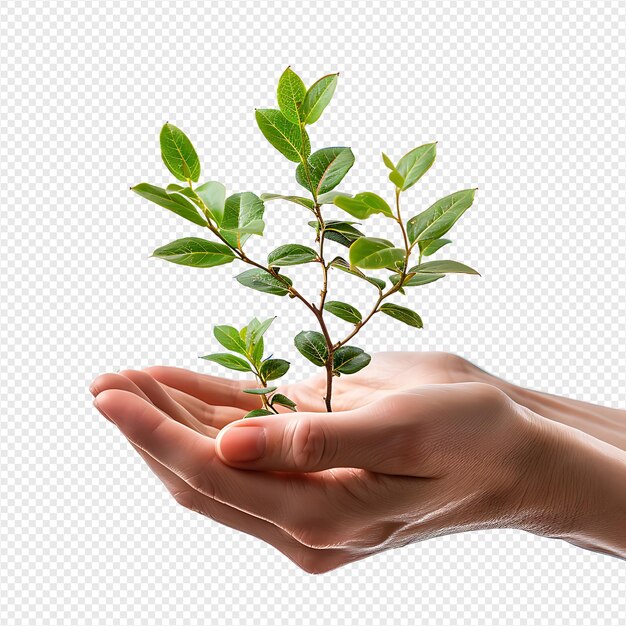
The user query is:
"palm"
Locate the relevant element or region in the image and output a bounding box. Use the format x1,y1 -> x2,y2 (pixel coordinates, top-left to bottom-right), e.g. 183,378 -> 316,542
277,351 -> 465,412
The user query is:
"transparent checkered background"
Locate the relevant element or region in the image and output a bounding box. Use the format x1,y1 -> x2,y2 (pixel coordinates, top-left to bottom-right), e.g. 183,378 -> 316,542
1,0 -> 625,624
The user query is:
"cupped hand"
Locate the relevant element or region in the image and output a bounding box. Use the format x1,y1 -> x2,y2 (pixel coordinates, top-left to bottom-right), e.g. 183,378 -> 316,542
89,356 -> 569,573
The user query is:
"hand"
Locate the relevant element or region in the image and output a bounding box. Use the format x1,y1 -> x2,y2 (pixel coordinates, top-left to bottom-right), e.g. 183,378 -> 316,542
90,356 -> 626,572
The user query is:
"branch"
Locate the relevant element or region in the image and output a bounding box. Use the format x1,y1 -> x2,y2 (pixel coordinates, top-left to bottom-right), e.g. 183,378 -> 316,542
334,188 -> 413,350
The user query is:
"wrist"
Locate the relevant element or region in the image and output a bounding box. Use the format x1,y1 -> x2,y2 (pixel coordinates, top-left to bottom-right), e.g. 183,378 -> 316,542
519,412 -> 626,558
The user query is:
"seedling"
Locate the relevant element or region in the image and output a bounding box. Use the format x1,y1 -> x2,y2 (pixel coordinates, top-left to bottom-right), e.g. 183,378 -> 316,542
131,67 -> 479,415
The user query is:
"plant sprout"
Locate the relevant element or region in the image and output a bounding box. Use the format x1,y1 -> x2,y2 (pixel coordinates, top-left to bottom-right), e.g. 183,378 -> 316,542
131,67 -> 479,415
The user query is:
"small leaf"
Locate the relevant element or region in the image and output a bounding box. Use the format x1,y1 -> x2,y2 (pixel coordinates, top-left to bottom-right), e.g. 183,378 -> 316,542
349,237 -> 406,270
379,303 -> 423,328
381,152 -> 404,188
260,358 -> 290,381
323,301 -> 362,324
333,346 -> 371,374
334,192 -> 393,219
308,219 -> 364,247
213,325 -> 248,355
247,316 -> 276,346
255,108 -> 310,163
243,409 -> 274,418
252,336 -> 264,364
260,194 -> 315,211
329,257 -> 386,290
381,152 -> 396,171
243,386 -> 278,395
152,238 -> 236,268
420,238 -> 451,256
195,181 -> 226,225
131,183 -> 207,226
160,123 -> 201,182
270,393 -> 297,411
267,244 -> 318,266
220,192 -> 265,248
296,147 -> 355,196
317,190 -> 352,205
300,73 -> 338,124
389,272 -> 445,287
236,268 -> 293,296
407,189 -> 476,243
200,353 -> 252,371
394,143 -> 437,191
294,331 -> 328,366
417,260 -> 480,275
277,66 -> 306,123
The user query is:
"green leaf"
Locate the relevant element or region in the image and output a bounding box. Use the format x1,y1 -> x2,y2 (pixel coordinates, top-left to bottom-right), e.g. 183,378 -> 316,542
244,317 -> 260,346
407,189 -> 476,243
243,386 -> 278,395
270,393 -> 297,411
349,237 -> 406,270
334,192 -> 393,219
247,316 -> 276,347
323,300 -> 362,324
296,147 -> 355,196
300,73 -> 338,124
255,108 -> 310,163
317,190 -> 352,205
252,336 -> 264,364
213,325 -> 248,355
152,238 -> 236,268
394,143 -> 437,191
389,272 -> 445,288
333,346 -> 371,374
381,152 -> 396,170
220,192 -> 265,248
267,244 -> 318,266
381,152 -> 404,188
195,181 -> 226,225
329,257 -> 386,290
131,183 -> 207,226
277,66 -> 306,124
260,358 -> 290,381
379,303 -> 423,328
308,219 -> 364,247
236,268 -> 293,296
419,238 -> 451,256
260,194 -> 315,211
200,353 -> 252,372
417,260 -> 480,275
243,409 -> 274,418
294,331 -> 328,367
159,123 -> 201,182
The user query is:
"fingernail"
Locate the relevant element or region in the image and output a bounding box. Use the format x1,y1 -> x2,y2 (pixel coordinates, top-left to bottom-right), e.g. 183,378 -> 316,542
93,399 -> 114,424
219,426 -> 266,462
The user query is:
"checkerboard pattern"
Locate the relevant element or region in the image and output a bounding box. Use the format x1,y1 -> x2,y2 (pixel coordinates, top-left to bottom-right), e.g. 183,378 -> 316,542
1,0 -> 625,624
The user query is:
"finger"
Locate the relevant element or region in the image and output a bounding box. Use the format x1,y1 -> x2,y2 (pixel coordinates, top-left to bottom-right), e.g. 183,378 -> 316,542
90,372 -> 151,402
122,440 -> 348,574
144,366 -> 262,411
92,389 -> 318,525
120,370 -> 212,435
161,384 -> 247,429
215,392 -> 432,475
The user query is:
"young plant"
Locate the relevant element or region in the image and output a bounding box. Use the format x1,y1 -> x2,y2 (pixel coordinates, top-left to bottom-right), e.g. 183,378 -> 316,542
202,317 -> 297,417
131,66 -> 480,414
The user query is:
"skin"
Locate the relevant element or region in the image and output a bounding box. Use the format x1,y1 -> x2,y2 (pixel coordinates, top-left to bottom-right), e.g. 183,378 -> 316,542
89,352 -> 626,574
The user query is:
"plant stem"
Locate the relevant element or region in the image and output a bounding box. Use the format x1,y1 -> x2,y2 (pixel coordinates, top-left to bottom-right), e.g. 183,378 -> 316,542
250,362 -> 278,414
296,132 -> 335,412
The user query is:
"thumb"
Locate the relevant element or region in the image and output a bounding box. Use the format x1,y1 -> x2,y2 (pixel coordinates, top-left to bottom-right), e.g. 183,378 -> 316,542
215,397 -> 420,474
